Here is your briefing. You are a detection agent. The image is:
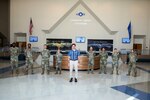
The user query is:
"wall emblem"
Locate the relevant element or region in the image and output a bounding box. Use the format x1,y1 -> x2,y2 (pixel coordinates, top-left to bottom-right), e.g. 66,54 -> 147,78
76,12 -> 85,17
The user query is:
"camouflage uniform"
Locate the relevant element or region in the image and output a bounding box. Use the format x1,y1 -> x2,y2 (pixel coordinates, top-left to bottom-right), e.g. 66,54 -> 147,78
41,49 -> 50,75
111,52 -> 120,75
87,51 -> 95,74
55,52 -> 63,74
10,47 -> 19,75
127,52 -> 137,77
25,48 -> 34,74
99,51 -> 108,74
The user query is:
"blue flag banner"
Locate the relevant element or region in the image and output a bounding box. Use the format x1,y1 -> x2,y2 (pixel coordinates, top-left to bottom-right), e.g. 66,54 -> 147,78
127,22 -> 131,40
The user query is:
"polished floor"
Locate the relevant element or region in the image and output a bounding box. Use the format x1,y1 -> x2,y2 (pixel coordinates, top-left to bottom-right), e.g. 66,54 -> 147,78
0,60 -> 149,100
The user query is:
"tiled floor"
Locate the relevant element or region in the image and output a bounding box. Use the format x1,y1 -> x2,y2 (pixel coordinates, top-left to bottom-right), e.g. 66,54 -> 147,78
0,60 -> 149,100
112,83 -> 150,100
128,81 -> 150,93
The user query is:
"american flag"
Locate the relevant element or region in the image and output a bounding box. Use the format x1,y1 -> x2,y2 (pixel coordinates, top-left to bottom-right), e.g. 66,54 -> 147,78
29,18 -> 33,35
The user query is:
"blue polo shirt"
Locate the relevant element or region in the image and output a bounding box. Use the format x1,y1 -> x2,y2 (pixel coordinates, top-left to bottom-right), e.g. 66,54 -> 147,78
68,50 -> 80,60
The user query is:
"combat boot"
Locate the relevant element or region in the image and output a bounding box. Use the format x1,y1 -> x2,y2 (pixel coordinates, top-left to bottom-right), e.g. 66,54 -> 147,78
99,68 -> 102,74
16,69 -> 19,75
111,71 -> 113,74
31,65 -> 34,74
59,67 -> 62,74
24,68 -> 28,75
55,71 -> 58,74
55,68 -> 58,74
104,71 -> 107,74
26,70 -> 28,75
47,70 -> 50,75
31,69 -> 34,74
99,71 -> 102,74
41,68 -> 44,75
104,66 -> 107,74
91,69 -> 94,74
126,71 -> 130,76
134,72 -> 137,77
59,70 -> 61,74
11,70 -> 14,76
116,70 -> 119,75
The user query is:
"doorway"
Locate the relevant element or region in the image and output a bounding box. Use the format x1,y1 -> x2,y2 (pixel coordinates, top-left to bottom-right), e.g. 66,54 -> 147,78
16,42 -> 26,53
133,44 -> 142,55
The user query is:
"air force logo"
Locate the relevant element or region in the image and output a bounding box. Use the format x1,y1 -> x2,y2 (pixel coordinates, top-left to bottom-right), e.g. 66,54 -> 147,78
76,12 -> 85,17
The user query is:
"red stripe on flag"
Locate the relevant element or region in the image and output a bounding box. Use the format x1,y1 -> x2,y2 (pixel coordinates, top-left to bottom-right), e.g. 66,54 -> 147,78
29,18 -> 33,35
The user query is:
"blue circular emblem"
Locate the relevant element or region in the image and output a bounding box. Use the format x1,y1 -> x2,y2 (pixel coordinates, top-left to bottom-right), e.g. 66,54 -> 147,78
76,12 -> 85,17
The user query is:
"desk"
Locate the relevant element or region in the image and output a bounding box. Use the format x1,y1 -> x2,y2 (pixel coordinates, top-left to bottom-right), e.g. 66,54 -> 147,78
54,55 -> 100,70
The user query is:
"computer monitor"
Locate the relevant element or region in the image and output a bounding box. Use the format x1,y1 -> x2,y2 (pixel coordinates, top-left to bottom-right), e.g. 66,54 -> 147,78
76,37 -> 85,43
29,36 -> 38,42
122,38 -> 130,43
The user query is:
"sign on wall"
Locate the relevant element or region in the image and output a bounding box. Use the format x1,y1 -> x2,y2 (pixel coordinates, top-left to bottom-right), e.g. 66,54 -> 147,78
87,39 -> 113,51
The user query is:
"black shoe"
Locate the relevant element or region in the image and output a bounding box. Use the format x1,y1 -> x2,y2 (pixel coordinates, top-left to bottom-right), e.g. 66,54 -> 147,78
75,78 -> 78,82
69,78 -> 73,82
126,73 -> 130,76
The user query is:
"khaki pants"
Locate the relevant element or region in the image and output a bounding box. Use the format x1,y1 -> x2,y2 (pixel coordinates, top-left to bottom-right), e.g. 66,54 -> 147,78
69,60 -> 78,78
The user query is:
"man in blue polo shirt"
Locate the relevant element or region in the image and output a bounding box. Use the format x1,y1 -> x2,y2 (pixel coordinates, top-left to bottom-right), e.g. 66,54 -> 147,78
68,43 -> 80,82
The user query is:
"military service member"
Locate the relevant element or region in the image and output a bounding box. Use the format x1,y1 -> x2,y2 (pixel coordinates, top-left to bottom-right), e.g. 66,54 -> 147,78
111,48 -> 120,75
10,42 -> 19,75
99,48 -> 108,74
127,49 -> 138,77
55,48 -> 63,74
87,46 -> 95,74
41,44 -> 50,75
24,43 -> 34,74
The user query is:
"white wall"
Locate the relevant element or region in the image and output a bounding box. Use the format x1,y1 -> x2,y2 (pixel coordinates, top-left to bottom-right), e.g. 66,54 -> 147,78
10,0 -> 150,51
148,5 -> 150,54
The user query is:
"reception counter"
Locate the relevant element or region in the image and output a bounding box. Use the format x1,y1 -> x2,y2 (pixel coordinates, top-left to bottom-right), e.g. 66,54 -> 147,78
53,55 -> 100,70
